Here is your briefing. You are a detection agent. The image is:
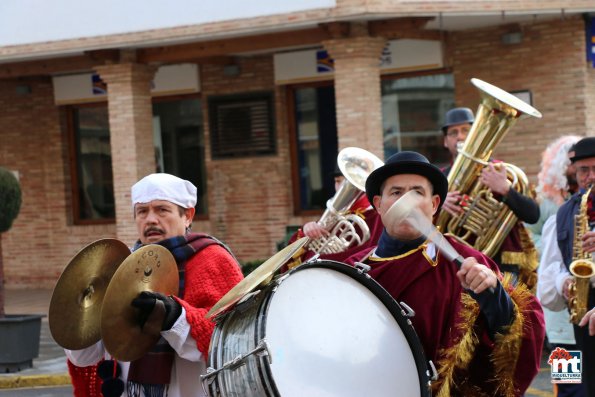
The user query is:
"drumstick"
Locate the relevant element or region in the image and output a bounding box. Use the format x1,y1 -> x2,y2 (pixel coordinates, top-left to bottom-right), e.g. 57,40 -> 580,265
385,191 -> 495,294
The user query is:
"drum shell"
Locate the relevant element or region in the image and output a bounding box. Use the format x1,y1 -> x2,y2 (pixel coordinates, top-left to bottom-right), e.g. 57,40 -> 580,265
206,261 -> 432,397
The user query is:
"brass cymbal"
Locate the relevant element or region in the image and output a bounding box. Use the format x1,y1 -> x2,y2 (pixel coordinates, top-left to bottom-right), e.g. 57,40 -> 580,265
101,244 -> 178,362
49,239 -> 130,350
207,237 -> 309,319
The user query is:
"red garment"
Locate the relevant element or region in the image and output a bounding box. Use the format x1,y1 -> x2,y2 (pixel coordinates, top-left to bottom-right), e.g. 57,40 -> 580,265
344,238 -> 545,396
68,359 -> 102,397
174,244 -> 244,356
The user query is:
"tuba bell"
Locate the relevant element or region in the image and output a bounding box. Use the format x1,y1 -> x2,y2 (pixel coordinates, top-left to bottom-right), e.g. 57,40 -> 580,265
435,78 -> 542,258
307,147 -> 383,255
568,187 -> 595,324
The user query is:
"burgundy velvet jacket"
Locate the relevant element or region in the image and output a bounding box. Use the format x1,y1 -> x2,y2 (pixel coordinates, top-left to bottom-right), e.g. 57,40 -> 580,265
344,237 -> 545,396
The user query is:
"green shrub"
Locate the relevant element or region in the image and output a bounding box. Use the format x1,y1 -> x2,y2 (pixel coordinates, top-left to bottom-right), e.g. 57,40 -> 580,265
240,259 -> 265,277
0,168 -> 21,233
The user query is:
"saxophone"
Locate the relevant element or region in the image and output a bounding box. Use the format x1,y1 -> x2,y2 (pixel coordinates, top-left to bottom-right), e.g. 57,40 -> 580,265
568,186 -> 595,324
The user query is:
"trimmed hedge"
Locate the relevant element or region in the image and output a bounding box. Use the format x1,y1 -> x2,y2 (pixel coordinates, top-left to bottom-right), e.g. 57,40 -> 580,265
0,168 -> 21,233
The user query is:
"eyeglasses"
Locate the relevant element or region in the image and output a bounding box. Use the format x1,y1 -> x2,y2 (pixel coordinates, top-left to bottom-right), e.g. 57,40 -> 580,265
576,166 -> 595,176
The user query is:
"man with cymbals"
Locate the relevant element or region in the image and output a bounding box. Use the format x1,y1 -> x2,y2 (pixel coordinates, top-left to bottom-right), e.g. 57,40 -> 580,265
345,151 -> 545,396
65,173 -> 244,397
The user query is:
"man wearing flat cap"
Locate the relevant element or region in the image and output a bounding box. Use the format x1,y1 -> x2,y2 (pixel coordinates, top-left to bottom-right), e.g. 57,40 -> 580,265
440,107 -> 540,290
65,173 -> 244,397
538,136 -> 595,396
345,151 -> 545,396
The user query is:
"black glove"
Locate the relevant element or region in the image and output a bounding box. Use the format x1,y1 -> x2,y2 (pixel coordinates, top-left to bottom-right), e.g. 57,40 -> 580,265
131,291 -> 182,331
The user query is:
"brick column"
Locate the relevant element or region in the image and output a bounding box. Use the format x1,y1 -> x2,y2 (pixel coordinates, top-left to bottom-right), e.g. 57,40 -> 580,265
323,32 -> 386,157
95,63 -> 156,245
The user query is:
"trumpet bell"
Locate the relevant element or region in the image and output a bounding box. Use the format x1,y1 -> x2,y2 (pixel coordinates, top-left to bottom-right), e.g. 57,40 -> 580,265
100,244 -> 178,362
338,147 -> 384,192
49,239 -> 130,350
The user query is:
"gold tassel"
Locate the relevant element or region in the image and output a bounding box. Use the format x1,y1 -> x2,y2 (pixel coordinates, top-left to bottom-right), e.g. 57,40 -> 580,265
501,225 -> 538,291
433,294 -> 481,397
490,274 -> 534,396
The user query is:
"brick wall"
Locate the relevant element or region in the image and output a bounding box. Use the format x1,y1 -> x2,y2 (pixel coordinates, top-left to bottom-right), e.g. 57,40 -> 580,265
447,16 -> 591,182
323,26 -> 387,155
95,62 -> 157,245
197,56 -> 301,260
0,78 -> 115,288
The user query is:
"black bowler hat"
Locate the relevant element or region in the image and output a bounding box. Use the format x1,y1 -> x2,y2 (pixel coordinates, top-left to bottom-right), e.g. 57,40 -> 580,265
570,136 -> 595,163
330,164 -> 343,178
365,151 -> 448,209
442,107 -> 474,134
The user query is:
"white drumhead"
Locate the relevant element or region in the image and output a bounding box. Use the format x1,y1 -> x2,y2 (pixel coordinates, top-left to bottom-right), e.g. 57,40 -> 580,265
266,267 -> 422,397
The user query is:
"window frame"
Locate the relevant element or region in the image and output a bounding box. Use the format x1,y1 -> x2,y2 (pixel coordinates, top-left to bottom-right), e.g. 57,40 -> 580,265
152,93 -> 208,221
66,102 -> 114,226
286,80 -> 336,217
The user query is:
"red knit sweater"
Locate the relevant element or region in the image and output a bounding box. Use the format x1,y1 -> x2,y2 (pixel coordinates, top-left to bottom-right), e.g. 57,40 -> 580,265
175,244 -> 244,356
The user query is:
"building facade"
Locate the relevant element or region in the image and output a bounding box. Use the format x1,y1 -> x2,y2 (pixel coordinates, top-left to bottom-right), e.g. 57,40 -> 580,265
1,0 -> 594,287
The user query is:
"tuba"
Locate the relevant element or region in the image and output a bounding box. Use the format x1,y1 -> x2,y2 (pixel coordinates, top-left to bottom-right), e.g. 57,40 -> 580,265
568,186 -> 595,324
307,147 -> 383,255
435,78 -> 542,257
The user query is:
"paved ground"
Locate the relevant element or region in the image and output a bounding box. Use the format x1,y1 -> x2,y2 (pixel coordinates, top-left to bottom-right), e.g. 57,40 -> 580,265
0,287 -> 557,395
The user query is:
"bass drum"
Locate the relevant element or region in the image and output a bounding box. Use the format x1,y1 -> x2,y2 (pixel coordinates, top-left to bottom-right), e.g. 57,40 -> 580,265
204,260 -> 432,397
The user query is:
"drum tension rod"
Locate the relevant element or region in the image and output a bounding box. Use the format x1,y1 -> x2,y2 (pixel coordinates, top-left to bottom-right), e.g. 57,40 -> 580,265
399,301 -> 416,318
354,262 -> 371,274
201,339 -> 273,384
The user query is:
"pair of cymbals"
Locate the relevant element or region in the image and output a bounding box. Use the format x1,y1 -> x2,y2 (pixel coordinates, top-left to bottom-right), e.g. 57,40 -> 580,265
49,239 -> 178,362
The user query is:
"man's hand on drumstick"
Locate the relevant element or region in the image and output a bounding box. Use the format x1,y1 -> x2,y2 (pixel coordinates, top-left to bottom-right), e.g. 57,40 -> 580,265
456,257 -> 498,294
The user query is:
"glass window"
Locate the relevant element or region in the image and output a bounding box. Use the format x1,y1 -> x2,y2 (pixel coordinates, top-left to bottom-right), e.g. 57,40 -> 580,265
68,96 -> 207,223
292,84 -> 338,212
153,97 -> 207,215
381,73 -> 455,169
71,105 -> 115,222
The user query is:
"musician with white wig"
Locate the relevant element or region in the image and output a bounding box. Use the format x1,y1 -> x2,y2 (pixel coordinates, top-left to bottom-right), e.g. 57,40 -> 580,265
65,173 -> 244,397
538,137 -> 595,396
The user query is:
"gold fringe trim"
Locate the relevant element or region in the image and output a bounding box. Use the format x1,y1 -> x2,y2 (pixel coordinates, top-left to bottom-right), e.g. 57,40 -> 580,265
433,294 -> 481,397
501,225 -> 538,291
490,274 -> 534,397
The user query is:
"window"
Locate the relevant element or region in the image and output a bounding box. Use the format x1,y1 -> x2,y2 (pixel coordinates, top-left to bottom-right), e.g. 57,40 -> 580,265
153,96 -> 207,216
381,73 -> 455,169
289,84 -> 338,213
68,96 -> 207,223
208,91 -> 276,159
69,105 -> 115,223
288,73 -> 454,213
